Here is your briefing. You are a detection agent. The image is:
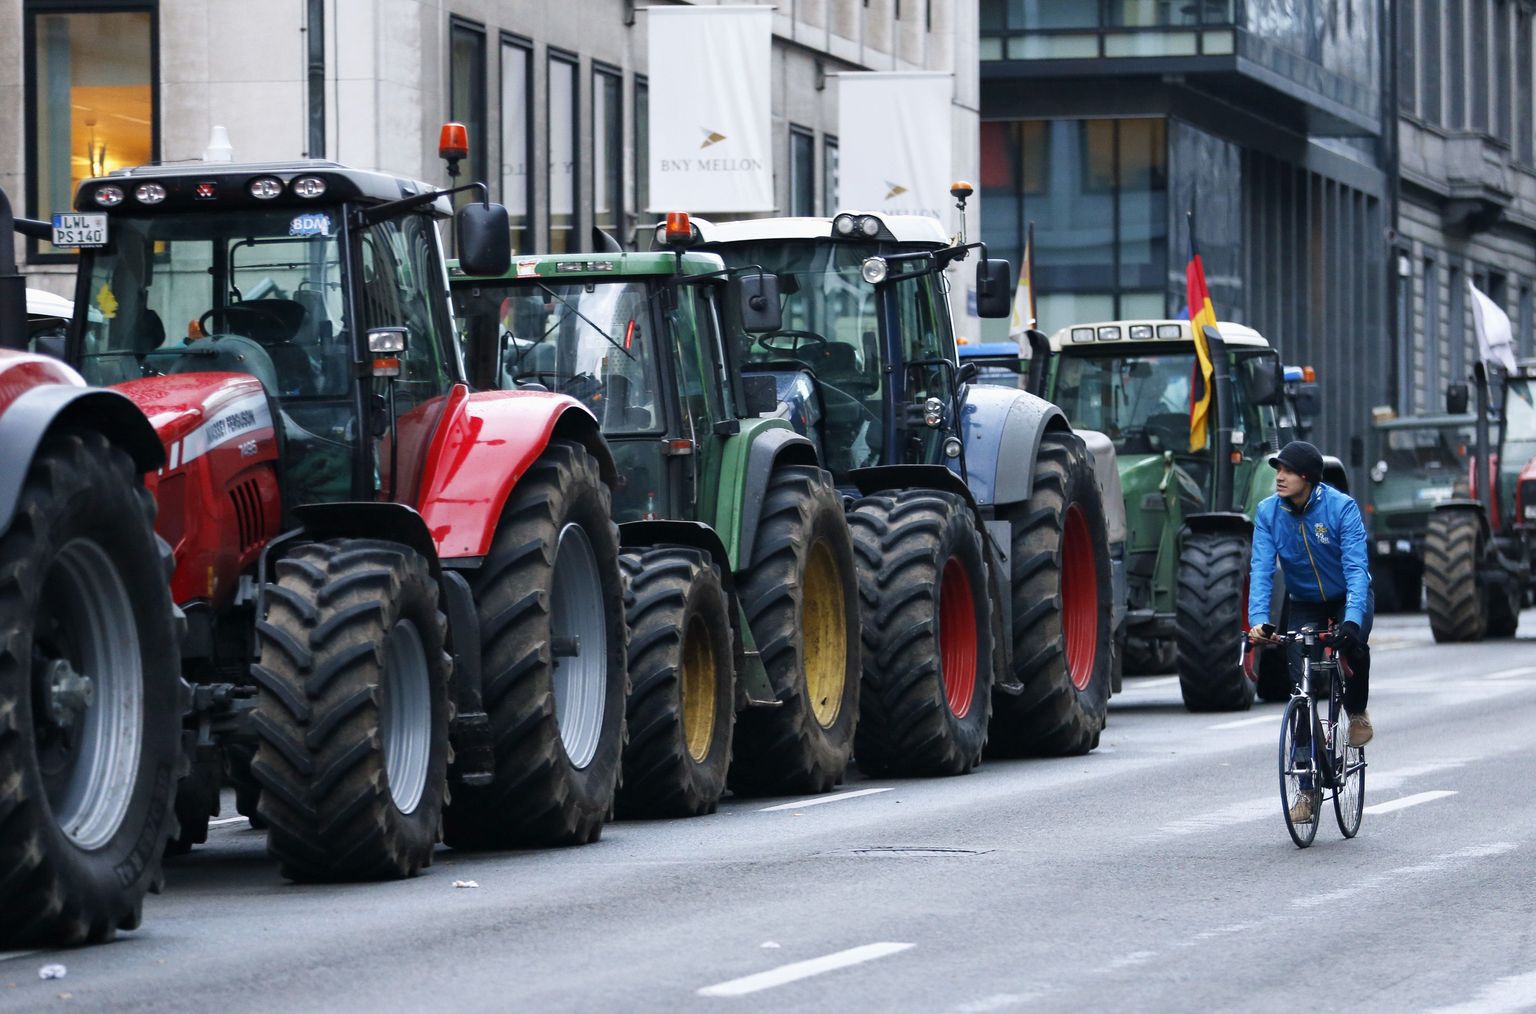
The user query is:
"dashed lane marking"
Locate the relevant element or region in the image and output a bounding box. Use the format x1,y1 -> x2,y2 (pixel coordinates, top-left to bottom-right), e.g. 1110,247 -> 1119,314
1483,665 -> 1536,680
757,788 -> 893,812
1293,842 -> 1517,912
207,816 -> 248,828
1421,968 -> 1536,1014
1363,790 -> 1458,815
697,942 -> 913,997
0,951 -> 39,963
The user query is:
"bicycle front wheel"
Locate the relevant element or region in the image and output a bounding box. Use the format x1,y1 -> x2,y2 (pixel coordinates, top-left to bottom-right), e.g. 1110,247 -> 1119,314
1334,719 -> 1365,838
1279,697 -> 1320,848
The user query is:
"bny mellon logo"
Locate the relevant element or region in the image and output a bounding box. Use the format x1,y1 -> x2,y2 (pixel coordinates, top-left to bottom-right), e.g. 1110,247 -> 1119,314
700,129 -> 727,150
884,181 -> 908,200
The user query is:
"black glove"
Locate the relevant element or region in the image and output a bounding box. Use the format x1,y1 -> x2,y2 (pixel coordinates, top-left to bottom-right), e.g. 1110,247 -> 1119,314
1334,620 -> 1361,655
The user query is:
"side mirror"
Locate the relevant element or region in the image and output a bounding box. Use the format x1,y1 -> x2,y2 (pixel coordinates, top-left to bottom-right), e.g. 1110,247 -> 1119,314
1289,382 -> 1320,421
956,361 -> 979,386
1246,358 -> 1281,406
457,202 -> 512,277
741,374 -> 779,416
732,271 -> 782,333
1446,382 -> 1470,415
975,259 -> 1012,319
32,334 -> 66,360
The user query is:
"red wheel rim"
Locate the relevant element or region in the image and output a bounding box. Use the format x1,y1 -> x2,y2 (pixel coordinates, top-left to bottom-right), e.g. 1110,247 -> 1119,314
939,557 -> 978,718
1061,503 -> 1098,692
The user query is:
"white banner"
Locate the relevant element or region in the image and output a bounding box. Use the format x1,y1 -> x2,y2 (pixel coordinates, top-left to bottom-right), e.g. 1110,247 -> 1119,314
647,7 -> 774,213
837,72 -> 953,220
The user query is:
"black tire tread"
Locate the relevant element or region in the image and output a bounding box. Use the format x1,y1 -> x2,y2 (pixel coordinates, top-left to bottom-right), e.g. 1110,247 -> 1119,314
1424,509 -> 1486,642
1176,530 -> 1254,711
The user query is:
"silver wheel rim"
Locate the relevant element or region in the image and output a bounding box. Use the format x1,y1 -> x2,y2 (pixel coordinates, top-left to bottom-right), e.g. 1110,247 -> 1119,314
551,522 -> 607,769
380,619 -> 431,814
39,539 -> 143,850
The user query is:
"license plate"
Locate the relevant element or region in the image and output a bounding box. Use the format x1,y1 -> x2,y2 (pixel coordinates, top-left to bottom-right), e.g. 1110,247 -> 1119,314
1416,486 -> 1454,502
51,213 -> 109,248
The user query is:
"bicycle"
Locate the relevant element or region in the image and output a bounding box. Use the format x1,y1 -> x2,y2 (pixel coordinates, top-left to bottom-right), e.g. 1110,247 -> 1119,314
1243,625 -> 1367,848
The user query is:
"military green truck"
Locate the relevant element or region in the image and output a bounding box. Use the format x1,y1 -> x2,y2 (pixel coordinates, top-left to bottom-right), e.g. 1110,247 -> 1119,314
1363,412 -> 1475,612
451,244 -> 861,815
1045,319 -> 1311,710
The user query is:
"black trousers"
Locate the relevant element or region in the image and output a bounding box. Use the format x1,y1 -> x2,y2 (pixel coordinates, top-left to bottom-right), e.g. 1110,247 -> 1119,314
1284,595 -> 1371,715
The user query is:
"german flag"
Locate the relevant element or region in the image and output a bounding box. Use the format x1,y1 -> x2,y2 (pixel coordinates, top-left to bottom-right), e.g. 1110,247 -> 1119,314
1185,221 -> 1217,452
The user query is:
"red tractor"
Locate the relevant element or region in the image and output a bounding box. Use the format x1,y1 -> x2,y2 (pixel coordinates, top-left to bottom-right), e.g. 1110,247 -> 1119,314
1,185 -> 184,945
48,138 -> 627,881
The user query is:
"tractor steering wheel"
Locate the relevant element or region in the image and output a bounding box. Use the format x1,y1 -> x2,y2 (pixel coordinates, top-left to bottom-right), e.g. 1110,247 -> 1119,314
756,329 -> 827,355
200,304 -> 290,339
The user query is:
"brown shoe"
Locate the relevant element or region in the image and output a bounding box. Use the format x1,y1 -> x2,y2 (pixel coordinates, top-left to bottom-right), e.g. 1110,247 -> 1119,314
1348,711 -> 1373,748
1288,793 -> 1314,824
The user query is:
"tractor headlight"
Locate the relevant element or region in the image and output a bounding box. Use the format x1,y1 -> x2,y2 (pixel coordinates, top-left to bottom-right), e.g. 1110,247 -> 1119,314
923,397 -> 945,428
861,257 -> 888,285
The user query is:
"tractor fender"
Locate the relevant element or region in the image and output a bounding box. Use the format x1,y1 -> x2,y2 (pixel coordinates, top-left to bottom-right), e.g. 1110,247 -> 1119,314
735,426 -> 817,569
1184,511 -> 1253,538
958,384 -> 1069,507
417,389 -> 613,561
1076,428 -> 1128,548
288,502 -> 442,580
619,519 -> 736,595
1433,499 -> 1491,542
848,463 -> 977,507
0,361 -> 164,532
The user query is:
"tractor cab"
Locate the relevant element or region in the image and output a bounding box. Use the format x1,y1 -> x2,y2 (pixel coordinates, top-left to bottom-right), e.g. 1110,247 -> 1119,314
64,161 -> 501,513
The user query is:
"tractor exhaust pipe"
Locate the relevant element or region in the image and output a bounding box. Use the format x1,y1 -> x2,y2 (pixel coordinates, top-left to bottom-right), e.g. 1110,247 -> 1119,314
1204,325 -> 1237,512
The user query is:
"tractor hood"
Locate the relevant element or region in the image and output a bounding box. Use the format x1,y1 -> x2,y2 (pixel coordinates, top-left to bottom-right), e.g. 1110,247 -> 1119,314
114,372 -> 274,467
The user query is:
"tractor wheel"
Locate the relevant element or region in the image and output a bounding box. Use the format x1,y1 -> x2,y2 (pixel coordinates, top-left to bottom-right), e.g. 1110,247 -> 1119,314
164,752 -> 219,855
849,490 -> 993,776
615,547 -> 734,818
1255,585 -> 1292,703
251,539 -> 450,881
0,431 -> 182,946
989,430 -> 1113,756
730,465 -> 859,795
1424,509 -> 1487,642
1487,581 -> 1521,637
443,439 -> 625,848
1175,530 -> 1255,711
1123,635 -> 1176,676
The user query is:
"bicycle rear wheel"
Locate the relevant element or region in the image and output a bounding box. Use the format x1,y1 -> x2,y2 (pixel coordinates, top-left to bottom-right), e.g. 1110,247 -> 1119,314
1279,697 -> 1320,848
1333,715 -> 1365,838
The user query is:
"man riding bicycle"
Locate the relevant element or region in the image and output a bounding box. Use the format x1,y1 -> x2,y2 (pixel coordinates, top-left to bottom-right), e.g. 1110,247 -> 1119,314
1248,441 -> 1374,821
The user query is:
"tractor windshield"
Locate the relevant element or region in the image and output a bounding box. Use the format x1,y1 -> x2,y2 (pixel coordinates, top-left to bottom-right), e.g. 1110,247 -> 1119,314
1379,424 -> 1474,475
453,279 -> 663,434
1504,378 -> 1536,469
77,208 -> 350,396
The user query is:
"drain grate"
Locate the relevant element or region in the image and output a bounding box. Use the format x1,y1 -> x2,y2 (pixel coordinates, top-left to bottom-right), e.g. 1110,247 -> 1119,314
840,847 -> 991,858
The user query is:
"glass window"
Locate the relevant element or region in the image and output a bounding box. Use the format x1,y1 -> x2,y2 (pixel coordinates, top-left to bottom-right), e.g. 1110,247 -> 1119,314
790,126 -> 815,217
593,66 -> 623,245
1471,0 -> 1489,133
27,6 -> 155,258
500,37 -> 533,254
1053,351 -> 1198,454
1398,0 -> 1417,115
449,19 -> 487,195
360,214 -> 453,411
822,135 -> 839,215
1519,12 -> 1534,163
1495,0 -> 1512,144
1447,0 -> 1465,128
1420,0 -> 1441,123
548,52 -> 578,254
634,77 -> 649,216
1423,258 -> 1441,397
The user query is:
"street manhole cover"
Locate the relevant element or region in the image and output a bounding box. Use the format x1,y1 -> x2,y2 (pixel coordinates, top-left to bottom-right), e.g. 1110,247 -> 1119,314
841,847 -> 990,858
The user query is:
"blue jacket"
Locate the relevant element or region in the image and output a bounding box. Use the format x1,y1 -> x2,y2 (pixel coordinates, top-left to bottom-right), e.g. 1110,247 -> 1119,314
1248,482 -> 1372,627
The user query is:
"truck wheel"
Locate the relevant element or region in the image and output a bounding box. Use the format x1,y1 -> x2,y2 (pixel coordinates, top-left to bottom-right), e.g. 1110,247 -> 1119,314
0,431 -> 181,946
989,430 -> 1113,756
730,465 -> 859,795
1175,530 -> 1254,711
849,490 -> 993,776
252,539 -> 450,881
1424,509 -> 1487,642
443,439 -> 625,848
615,547 -> 734,818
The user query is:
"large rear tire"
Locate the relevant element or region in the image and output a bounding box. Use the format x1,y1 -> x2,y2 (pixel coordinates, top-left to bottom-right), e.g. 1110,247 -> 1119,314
849,490 -> 993,776
1176,530 -> 1254,711
730,465 -> 859,796
1424,509 -> 1486,642
615,547 -> 734,818
989,430 -> 1113,756
252,539 -> 450,881
0,431 -> 182,945
1255,585 -> 1292,703
443,439 -> 626,848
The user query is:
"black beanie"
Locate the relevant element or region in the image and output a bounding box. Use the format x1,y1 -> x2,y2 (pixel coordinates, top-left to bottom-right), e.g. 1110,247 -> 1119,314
1268,440 -> 1324,485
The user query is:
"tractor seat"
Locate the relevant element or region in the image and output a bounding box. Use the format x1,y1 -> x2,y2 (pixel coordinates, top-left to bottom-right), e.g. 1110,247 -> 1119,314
222,298 -> 321,396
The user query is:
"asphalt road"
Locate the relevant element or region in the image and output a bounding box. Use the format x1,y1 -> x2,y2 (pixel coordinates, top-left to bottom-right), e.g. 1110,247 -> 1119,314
4,608 -> 1535,1013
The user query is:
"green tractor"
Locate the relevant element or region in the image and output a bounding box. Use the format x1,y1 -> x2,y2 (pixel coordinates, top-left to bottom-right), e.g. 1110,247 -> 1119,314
693,209 -> 1117,765
451,240 -> 860,814
1362,411 -> 1476,612
1422,363 -> 1536,641
1044,319 -> 1332,710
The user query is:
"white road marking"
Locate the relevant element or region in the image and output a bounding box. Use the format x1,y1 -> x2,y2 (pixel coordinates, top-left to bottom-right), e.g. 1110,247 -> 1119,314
1421,968 -> 1536,1014
1363,790 -> 1458,815
1483,665 -> 1536,680
757,788 -> 893,812
697,942 -> 913,997
1124,676 -> 1179,691
947,992 -> 1044,1012
1294,842 -> 1517,911
1207,714 -> 1277,730
1105,950 -> 1158,970
207,816 -> 249,828
0,951 -> 39,963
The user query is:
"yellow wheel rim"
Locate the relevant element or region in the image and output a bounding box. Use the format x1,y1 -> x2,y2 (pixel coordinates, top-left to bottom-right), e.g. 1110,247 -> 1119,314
681,614 -> 718,762
801,539 -> 847,729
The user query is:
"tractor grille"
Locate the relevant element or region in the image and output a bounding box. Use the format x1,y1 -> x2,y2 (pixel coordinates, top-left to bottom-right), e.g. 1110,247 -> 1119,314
229,479 -> 266,551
